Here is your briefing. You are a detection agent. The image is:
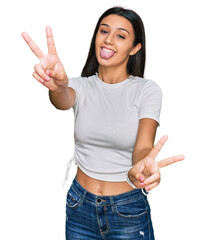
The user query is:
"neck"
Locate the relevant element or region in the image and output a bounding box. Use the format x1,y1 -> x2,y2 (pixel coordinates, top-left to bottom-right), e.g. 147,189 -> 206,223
98,66 -> 130,84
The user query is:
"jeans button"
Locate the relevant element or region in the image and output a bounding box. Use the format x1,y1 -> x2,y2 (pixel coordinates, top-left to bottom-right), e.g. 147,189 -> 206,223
97,198 -> 102,203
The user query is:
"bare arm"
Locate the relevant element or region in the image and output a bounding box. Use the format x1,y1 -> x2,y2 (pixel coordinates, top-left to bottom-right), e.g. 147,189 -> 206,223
49,87 -> 76,110
132,118 -> 158,165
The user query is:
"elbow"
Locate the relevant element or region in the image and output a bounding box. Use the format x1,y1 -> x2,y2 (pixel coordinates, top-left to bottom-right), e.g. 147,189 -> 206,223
50,102 -> 71,110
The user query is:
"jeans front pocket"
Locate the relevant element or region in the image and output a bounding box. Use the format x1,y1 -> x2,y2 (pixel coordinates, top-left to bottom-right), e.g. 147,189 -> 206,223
115,195 -> 147,218
66,186 -> 82,209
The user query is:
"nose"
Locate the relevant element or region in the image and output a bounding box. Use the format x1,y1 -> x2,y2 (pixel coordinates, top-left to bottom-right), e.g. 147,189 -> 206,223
105,34 -> 114,45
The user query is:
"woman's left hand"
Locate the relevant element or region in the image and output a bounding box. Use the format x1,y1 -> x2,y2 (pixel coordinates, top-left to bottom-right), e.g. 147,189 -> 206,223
128,135 -> 185,191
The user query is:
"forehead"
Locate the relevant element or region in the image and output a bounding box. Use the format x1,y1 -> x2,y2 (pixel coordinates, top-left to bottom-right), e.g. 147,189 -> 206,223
99,14 -> 133,32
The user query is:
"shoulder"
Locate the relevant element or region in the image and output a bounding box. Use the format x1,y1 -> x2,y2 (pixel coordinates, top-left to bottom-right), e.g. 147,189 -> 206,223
130,75 -> 161,90
69,74 -> 96,84
130,76 -> 162,98
69,75 -> 88,82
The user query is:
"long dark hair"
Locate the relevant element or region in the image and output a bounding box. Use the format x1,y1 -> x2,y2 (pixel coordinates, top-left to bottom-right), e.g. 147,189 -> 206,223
81,6 -> 146,78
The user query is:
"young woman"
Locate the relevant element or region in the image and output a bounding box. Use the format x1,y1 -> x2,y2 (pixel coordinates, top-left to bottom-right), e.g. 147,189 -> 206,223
22,6 -> 184,240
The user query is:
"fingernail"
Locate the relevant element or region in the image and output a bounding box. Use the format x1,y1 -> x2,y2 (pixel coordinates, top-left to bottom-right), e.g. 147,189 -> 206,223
139,176 -> 144,182
145,186 -> 150,191
176,155 -> 185,160
46,70 -> 51,76
163,135 -> 168,141
45,75 -> 50,81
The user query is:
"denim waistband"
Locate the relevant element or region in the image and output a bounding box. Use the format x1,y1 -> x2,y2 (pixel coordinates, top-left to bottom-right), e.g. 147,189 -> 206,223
70,176 -> 146,206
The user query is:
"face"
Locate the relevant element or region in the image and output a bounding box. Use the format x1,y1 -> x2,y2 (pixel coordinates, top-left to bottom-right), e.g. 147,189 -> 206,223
95,14 -> 141,70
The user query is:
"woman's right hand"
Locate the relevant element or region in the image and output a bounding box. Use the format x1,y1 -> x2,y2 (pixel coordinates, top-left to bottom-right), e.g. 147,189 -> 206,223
21,26 -> 68,92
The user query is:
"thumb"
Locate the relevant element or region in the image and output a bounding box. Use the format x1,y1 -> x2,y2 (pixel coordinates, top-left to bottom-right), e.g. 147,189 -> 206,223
45,69 -> 55,78
45,62 -> 63,79
54,62 -> 66,80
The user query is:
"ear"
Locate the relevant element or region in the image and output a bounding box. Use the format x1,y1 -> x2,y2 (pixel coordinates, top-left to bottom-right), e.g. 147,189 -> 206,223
129,43 -> 142,56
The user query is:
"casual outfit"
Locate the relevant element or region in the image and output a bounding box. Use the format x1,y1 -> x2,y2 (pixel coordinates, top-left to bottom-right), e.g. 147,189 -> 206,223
64,73 -> 162,239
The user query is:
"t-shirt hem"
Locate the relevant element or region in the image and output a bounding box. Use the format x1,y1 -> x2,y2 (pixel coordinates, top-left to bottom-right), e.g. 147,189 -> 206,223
138,115 -> 160,127
68,85 -> 78,107
76,161 -> 130,182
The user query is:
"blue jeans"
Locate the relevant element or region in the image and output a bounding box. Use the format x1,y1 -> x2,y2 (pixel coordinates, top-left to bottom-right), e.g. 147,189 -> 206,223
65,176 -> 155,239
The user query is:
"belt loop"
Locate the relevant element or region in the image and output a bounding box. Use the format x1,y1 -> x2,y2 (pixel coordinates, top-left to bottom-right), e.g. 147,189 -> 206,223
79,189 -> 87,205
110,196 -> 115,213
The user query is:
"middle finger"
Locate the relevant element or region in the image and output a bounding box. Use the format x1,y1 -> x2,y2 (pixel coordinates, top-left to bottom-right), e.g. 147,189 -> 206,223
46,26 -> 58,55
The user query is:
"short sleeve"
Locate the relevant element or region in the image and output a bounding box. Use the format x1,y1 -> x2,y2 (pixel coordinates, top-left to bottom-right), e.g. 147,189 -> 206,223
68,76 -> 83,109
138,80 -> 162,127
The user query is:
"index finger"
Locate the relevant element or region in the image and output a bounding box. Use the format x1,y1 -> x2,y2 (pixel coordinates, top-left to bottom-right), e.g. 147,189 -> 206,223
21,32 -> 45,59
147,135 -> 168,160
46,26 -> 58,55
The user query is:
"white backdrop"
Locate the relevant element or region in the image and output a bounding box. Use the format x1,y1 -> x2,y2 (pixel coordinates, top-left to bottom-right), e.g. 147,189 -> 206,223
0,0 -> 205,239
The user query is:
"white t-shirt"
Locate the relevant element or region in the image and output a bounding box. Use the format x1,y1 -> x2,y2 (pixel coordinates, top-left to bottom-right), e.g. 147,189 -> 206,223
67,73 -> 162,182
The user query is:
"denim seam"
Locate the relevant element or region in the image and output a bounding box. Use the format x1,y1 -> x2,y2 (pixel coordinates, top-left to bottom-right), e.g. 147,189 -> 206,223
79,189 -> 87,205
100,205 -> 110,234
110,196 -> 115,213
146,210 -> 152,239
96,205 -> 102,236
114,195 -> 147,218
114,206 -> 147,219
66,186 -> 83,208
66,197 -> 81,209
67,192 -> 75,201
143,196 -> 153,239
82,192 -> 143,205
114,194 -> 143,205
71,185 -> 82,198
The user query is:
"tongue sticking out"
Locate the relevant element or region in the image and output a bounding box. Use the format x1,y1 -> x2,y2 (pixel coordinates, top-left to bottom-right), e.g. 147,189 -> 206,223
100,48 -> 115,60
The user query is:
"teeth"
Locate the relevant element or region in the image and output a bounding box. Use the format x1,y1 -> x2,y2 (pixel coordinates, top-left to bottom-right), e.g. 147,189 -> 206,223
102,47 -> 115,53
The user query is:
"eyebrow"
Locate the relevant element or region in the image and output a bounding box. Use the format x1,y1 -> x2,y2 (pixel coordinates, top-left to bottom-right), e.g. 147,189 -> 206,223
99,23 -> 130,35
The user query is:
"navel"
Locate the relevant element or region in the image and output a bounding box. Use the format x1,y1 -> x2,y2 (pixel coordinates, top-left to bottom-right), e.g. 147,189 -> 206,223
97,188 -> 103,195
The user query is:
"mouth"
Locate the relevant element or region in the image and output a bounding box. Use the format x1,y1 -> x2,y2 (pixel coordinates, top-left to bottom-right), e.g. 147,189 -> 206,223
100,47 -> 116,60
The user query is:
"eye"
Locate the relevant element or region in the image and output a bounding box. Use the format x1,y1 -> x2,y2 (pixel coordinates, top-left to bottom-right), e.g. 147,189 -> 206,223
117,34 -> 125,39
100,30 -> 108,34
